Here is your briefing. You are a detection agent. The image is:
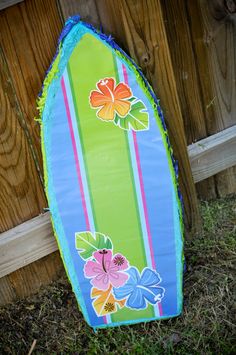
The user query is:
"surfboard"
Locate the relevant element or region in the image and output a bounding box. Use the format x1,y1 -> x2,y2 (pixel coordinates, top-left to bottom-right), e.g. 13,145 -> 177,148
38,15 -> 184,330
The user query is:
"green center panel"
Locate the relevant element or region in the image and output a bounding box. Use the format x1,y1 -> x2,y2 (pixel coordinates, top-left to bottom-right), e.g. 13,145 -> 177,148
68,33 -> 154,321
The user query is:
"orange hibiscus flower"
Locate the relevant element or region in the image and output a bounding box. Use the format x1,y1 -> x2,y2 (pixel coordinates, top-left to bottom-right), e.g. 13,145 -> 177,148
89,78 -> 132,121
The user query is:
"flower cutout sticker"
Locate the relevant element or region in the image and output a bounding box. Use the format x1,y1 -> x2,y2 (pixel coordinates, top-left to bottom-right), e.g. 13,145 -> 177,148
91,285 -> 126,317
90,78 -> 132,120
84,249 -> 129,291
113,267 -> 165,310
89,77 -> 149,131
75,231 -> 164,316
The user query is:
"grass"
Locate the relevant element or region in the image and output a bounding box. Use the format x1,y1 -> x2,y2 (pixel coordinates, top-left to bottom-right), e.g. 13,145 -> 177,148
0,195 -> 236,354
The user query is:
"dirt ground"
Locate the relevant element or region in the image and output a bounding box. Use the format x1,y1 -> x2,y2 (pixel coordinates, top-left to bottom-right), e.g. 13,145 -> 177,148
0,196 -> 236,354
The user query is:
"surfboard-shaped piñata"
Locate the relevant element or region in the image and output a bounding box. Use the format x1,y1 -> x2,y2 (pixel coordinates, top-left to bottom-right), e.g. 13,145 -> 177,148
38,15 -> 184,330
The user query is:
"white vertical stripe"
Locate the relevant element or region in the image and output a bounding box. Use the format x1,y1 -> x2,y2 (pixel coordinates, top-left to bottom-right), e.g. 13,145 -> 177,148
116,58 -> 160,317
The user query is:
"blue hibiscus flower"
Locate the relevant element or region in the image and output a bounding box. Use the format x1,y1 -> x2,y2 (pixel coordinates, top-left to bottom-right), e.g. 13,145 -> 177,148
113,267 -> 165,310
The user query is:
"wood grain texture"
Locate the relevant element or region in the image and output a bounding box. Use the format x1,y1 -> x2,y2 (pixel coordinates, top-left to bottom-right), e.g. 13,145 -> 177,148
0,252 -> 64,305
0,47 -> 47,232
161,0 -> 207,144
186,0 -> 236,197
188,126 -> 236,182
0,0 -> 62,178
58,0 -> 200,231
160,0 -> 217,199
198,0 -> 236,132
0,276 -> 17,303
58,0 -> 99,25
202,0 -> 236,197
0,0 -> 63,306
0,213 -> 57,278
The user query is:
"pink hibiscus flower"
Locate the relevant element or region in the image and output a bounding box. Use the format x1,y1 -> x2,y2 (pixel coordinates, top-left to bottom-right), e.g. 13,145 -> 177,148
84,249 -> 129,291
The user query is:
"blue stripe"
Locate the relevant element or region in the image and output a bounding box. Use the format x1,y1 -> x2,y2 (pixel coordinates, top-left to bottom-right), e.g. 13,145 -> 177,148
122,63 -> 180,316
48,84 -> 104,327
172,182 -> 183,314
63,68 -> 96,233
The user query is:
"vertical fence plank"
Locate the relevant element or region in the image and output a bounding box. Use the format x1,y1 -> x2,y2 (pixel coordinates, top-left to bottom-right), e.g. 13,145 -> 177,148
0,0 -> 62,176
160,0 -> 217,199
0,48 -> 46,231
186,0 -> 236,198
161,0 -> 207,143
201,0 -> 236,196
0,0 -> 64,305
58,0 -> 100,25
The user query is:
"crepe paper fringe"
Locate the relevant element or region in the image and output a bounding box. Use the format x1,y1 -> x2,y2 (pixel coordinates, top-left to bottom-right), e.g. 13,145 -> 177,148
36,45 -> 62,123
37,15 -> 184,327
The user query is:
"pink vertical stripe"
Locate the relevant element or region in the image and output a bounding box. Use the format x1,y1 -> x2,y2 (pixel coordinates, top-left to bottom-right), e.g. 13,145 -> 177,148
132,131 -> 155,268
61,76 -> 108,324
61,76 -> 91,231
122,64 -> 129,88
122,64 -> 163,316
132,131 -> 156,268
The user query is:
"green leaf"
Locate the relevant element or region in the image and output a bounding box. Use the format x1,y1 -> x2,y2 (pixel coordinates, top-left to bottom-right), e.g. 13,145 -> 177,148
75,232 -> 113,260
115,99 -> 149,131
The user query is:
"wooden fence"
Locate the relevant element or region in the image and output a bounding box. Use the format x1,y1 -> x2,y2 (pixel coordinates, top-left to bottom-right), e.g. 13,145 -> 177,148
0,0 -> 235,305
